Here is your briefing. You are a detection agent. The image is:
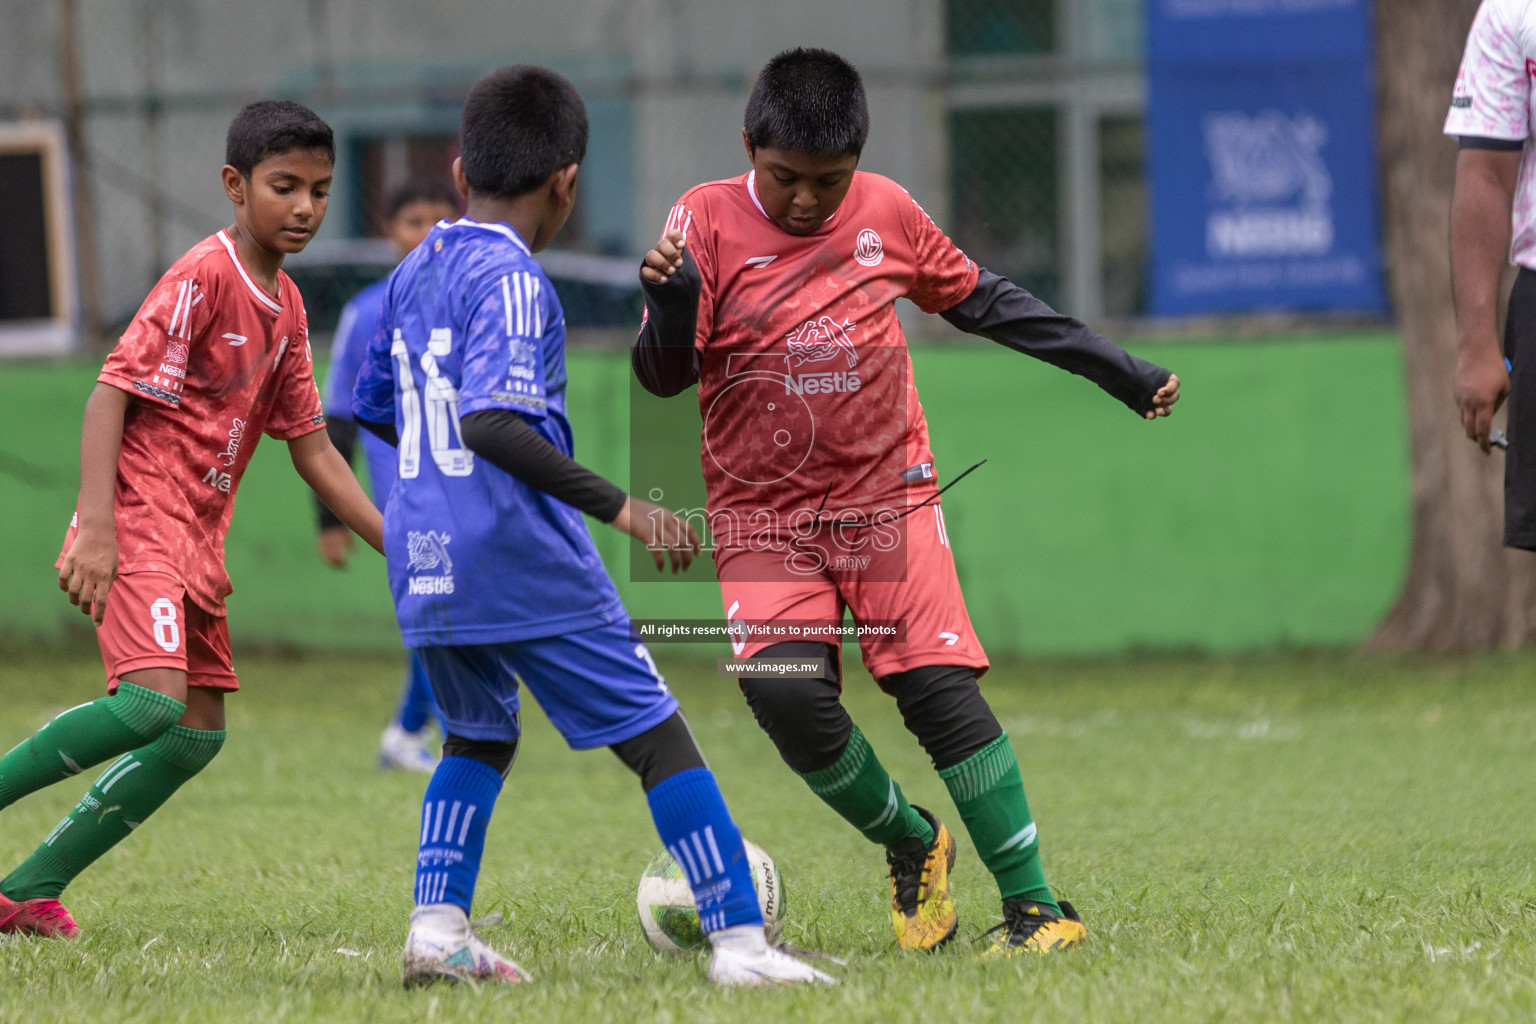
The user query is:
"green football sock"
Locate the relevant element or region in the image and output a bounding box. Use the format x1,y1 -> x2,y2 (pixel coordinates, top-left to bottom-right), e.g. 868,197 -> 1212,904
796,724 -> 935,848
1,726 -> 225,901
940,733 -> 1061,914
0,683 -> 185,810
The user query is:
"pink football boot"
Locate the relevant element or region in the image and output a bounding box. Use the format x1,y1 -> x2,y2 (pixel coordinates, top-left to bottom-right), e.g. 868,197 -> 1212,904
0,892 -> 81,938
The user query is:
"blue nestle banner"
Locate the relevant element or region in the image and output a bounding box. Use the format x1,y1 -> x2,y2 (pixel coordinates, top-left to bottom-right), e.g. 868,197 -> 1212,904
1149,0 -> 1372,64
1147,0 -> 1387,315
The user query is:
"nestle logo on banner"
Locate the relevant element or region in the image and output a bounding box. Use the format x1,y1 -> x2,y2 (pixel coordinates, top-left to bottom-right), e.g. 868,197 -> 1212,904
1203,111 -> 1334,258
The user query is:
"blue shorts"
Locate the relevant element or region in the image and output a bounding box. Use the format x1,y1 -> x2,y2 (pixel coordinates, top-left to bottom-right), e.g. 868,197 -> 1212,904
414,618 -> 679,749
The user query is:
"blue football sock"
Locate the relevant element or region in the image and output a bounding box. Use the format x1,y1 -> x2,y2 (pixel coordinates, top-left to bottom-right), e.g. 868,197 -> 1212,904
414,756 -> 501,913
397,652 -> 439,735
646,768 -> 763,933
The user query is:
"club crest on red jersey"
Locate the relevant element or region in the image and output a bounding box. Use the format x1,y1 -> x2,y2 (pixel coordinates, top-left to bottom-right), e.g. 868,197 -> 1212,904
854,228 -> 884,268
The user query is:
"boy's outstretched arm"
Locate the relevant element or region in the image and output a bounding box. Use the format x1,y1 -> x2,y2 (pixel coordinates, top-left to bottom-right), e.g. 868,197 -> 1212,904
459,410 -> 701,573
288,428 -> 384,554
941,269 -> 1180,419
58,382 -> 131,624
633,229 -> 702,397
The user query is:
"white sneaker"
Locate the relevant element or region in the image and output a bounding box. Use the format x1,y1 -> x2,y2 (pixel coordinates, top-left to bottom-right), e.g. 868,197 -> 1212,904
706,926 -> 836,987
402,904 -> 529,988
379,724 -> 439,773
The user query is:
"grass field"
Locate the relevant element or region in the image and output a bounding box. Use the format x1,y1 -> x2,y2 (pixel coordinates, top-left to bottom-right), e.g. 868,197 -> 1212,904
3,650 -> 1535,1022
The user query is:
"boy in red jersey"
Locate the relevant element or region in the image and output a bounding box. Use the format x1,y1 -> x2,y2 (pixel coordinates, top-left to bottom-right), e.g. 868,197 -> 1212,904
635,49 -> 1179,957
0,100 -> 383,938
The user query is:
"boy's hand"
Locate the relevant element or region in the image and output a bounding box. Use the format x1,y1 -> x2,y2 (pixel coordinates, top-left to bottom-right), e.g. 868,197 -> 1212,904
1146,374 -> 1180,419
58,525 -> 118,625
641,229 -> 687,284
612,496 -> 701,573
318,525 -> 355,567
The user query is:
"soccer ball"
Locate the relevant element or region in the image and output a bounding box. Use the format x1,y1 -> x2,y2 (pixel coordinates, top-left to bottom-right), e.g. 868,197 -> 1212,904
636,838 -> 786,954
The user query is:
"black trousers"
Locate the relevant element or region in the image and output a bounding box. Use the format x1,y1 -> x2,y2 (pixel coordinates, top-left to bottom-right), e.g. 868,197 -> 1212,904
1504,267 -> 1536,549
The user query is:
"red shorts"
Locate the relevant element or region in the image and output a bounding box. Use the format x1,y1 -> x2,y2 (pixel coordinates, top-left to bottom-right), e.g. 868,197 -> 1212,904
95,571 -> 238,693
714,503 -> 988,682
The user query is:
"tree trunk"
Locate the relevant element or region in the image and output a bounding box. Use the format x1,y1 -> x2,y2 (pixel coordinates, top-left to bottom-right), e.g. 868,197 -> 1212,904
1368,0 -> 1536,652
56,0 -> 101,348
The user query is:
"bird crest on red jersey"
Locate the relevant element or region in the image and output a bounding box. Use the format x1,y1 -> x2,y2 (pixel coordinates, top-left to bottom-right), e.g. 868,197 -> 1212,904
784,316 -> 858,368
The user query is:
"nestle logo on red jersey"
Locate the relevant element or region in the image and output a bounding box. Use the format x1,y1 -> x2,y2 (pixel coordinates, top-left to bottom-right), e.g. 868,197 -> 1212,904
784,316 -> 861,395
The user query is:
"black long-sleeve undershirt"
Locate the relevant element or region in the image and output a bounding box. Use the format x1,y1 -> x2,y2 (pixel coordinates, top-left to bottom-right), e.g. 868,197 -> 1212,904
939,268 -> 1170,416
631,255 -> 1168,413
357,413 -> 626,522
357,412 -> 625,522
314,418 -> 358,531
458,409 -> 628,523
357,416 -> 399,447
632,247 -> 702,397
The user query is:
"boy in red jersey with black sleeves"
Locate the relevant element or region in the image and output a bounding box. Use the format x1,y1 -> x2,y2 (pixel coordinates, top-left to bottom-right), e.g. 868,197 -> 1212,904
635,49 -> 1179,957
0,101 -> 383,938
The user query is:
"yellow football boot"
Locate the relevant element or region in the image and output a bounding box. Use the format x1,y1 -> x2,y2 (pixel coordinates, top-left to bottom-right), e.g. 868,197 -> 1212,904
885,806 -> 958,951
980,898 -> 1087,957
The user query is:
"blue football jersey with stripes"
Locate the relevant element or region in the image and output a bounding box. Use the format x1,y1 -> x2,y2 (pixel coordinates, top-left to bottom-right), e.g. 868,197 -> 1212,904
353,218 -> 625,646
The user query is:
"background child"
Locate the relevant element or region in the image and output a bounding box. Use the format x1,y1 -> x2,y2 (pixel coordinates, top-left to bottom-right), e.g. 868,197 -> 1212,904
352,65 -> 833,988
316,178 -> 460,772
635,48 -> 1179,957
0,100 -> 383,938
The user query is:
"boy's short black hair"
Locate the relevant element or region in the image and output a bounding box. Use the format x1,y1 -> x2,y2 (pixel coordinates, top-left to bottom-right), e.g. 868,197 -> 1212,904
744,48 -> 869,157
460,65 -> 588,199
225,100 -> 334,178
385,178 -> 460,221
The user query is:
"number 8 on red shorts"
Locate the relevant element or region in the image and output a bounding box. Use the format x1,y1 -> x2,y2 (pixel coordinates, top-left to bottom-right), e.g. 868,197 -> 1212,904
93,571 -> 238,694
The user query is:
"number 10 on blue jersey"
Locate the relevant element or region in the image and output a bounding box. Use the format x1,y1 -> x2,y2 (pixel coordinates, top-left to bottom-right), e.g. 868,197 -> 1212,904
392,327 -> 475,479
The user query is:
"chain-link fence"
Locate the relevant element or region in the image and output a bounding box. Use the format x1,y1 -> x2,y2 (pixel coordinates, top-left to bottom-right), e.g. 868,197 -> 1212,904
943,0 -> 1147,319
950,107 -> 1062,307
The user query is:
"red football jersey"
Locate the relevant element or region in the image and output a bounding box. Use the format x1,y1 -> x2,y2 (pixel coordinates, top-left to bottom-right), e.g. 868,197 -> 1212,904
60,231 -> 325,615
663,170 -> 977,542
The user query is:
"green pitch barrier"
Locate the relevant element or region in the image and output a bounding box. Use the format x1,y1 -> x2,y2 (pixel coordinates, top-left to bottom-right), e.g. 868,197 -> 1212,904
0,333 -> 1408,657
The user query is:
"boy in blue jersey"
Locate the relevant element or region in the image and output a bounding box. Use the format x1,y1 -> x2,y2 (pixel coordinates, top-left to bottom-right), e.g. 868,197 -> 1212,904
316,179 -> 459,771
352,65 -> 834,988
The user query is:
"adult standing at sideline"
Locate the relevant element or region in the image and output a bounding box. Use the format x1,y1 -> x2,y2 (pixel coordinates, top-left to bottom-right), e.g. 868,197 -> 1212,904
1448,0 -> 1536,553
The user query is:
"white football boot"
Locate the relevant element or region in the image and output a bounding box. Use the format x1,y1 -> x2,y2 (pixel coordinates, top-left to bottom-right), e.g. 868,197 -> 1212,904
378,723 -> 439,773
402,904 -> 529,988
706,926 -> 836,987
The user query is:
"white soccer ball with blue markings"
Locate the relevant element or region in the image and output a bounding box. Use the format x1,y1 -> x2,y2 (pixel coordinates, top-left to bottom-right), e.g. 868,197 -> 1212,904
636,838 -> 785,954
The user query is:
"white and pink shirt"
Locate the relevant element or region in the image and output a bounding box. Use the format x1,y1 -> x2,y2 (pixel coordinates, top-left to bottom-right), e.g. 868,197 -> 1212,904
1446,0 -> 1536,269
